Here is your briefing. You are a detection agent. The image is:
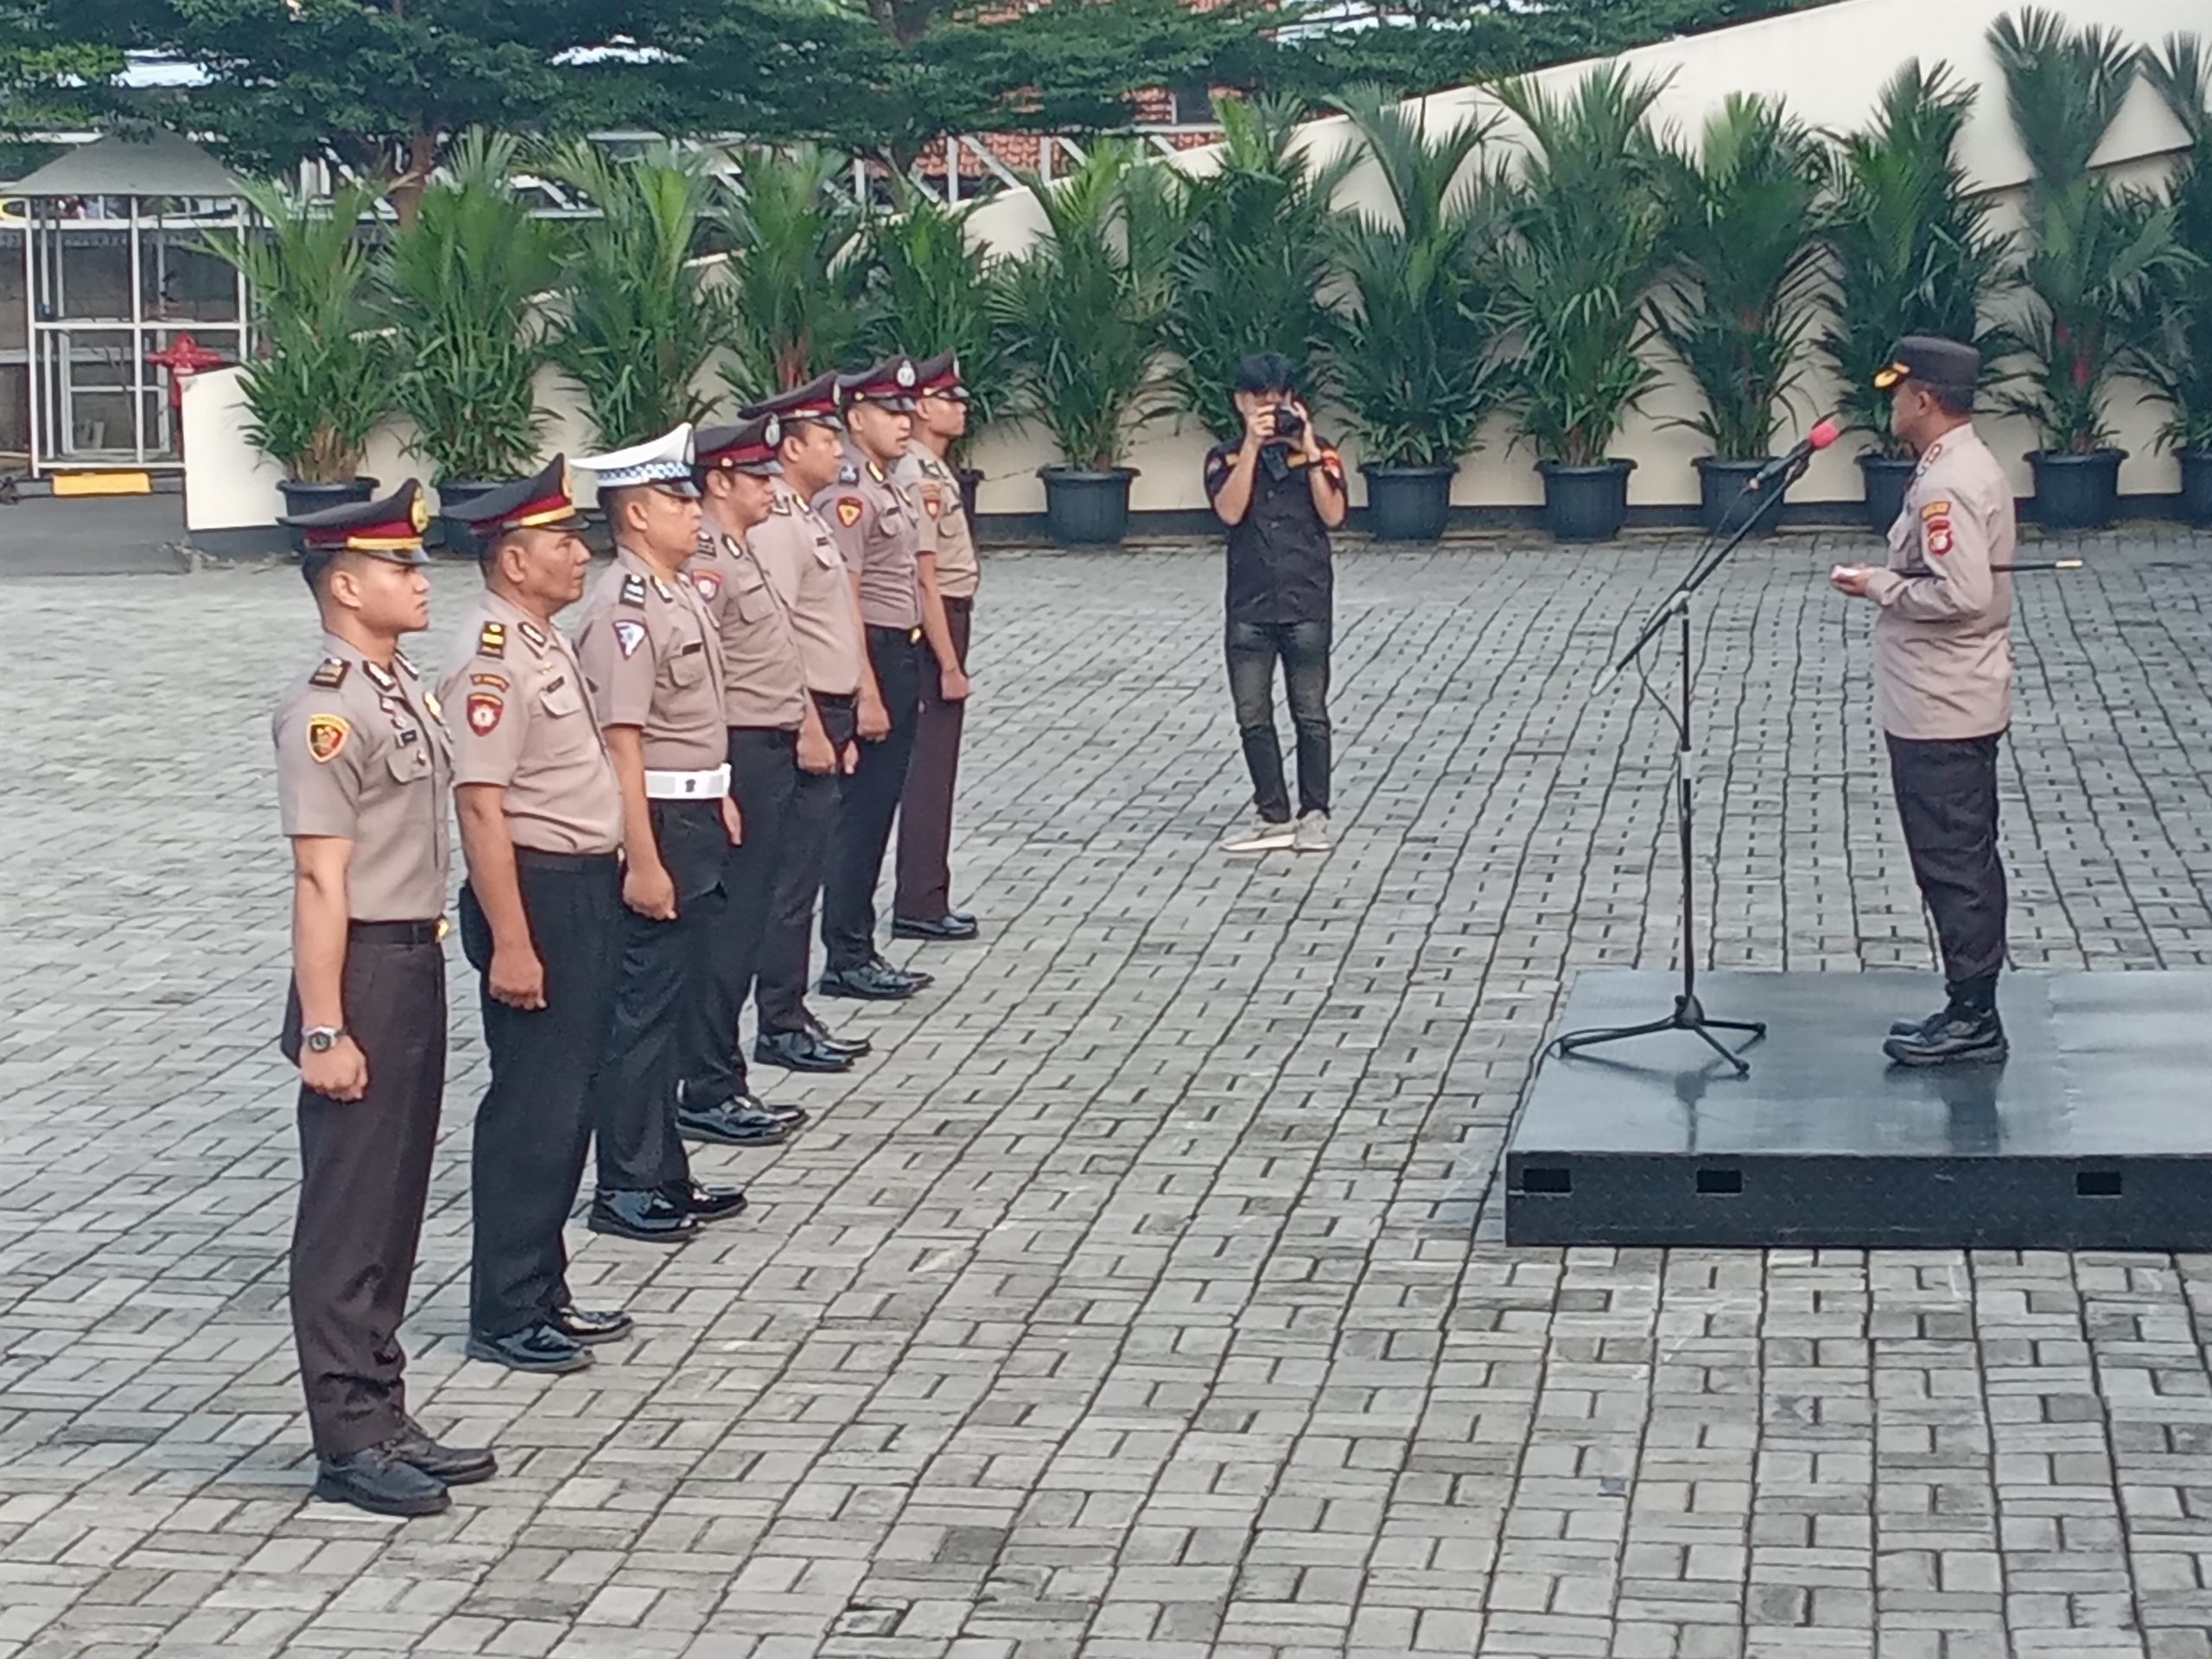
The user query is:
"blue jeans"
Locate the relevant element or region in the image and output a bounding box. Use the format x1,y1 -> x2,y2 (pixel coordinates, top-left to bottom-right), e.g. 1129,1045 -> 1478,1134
1227,619 -> 1332,821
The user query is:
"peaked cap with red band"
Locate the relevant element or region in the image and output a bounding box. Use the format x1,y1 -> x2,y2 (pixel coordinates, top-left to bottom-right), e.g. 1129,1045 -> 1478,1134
836,354 -> 920,415
912,350 -> 969,403
281,479 -> 430,569
742,370 -> 844,432
442,455 -> 586,546
695,413 -> 785,479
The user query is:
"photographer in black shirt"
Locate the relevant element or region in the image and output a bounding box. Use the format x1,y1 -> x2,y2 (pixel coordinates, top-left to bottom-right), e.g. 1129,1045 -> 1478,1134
1203,353 -> 1348,854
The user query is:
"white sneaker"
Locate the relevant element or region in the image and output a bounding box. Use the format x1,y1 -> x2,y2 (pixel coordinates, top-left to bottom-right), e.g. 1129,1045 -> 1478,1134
1293,812 -> 1333,853
1221,818 -> 1296,854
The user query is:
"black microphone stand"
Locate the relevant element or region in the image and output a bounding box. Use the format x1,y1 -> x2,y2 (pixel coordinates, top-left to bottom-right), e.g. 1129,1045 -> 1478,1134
1548,452 -> 1816,1077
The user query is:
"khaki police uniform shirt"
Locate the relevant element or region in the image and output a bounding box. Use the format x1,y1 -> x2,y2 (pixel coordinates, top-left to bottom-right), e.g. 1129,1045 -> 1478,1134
273,632 -> 453,921
1862,423 -> 2015,741
894,442 -> 979,601
684,515 -> 809,731
437,590 -> 623,855
815,445 -> 922,632
753,480 -> 865,696
574,546 -> 728,771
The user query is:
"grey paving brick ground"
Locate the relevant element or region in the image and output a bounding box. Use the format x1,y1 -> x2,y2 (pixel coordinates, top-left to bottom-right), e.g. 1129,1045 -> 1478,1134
4,524 -> 2212,1659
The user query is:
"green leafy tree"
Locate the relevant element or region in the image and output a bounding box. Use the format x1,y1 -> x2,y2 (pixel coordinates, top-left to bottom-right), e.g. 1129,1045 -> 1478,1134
1159,95 -> 1351,444
1650,94 -> 1831,460
856,181 -> 1013,431
2128,35 -> 2212,454
1990,8 -> 2182,455
543,143 -> 727,449
1816,61 -> 2015,454
719,144 -> 869,405
1325,86 -> 1510,468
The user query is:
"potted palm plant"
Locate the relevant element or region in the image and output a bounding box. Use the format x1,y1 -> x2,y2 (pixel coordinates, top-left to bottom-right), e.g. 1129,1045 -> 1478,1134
993,143 -> 1174,546
1497,66 -> 1671,543
2131,36 -> 2212,529
1818,61 -> 2016,533
211,179 -> 388,542
542,143 -> 726,450
720,145 -> 868,405
1650,95 -> 1829,537
1158,96 -> 1348,450
377,130 -> 557,545
1990,10 -> 2182,531
1326,87 -> 1509,543
857,181 -> 1014,518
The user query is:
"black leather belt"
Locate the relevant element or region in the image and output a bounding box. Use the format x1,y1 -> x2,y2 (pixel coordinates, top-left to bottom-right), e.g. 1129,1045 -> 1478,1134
349,918 -> 442,944
514,849 -> 620,873
867,625 -> 924,645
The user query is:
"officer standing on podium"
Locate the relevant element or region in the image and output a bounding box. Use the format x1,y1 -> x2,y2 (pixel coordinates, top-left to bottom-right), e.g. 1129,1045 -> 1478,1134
815,354 -> 936,1001
572,424 -> 752,1243
1829,334 -> 2016,1067
437,459 -> 636,1376
271,480 -> 495,1516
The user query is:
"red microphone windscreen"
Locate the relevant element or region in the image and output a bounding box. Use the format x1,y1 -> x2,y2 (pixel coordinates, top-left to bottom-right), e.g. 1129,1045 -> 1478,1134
1808,418 -> 1840,450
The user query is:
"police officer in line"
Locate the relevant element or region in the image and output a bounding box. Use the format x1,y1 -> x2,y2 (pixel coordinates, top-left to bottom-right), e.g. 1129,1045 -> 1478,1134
436,459 -> 636,1376
271,480 -> 494,1516
815,354 -> 938,1001
740,373 -> 880,1072
572,425 -> 753,1244
677,413 -> 823,1128
893,351 -> 981,944
1830,334 -> 2016,1066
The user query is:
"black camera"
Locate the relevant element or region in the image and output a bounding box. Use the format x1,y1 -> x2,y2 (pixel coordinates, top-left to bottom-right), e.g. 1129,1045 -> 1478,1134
1271,404 -> 1304,442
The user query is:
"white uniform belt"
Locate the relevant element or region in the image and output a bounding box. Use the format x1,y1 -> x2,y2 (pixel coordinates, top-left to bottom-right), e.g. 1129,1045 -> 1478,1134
644,764 -> 730,800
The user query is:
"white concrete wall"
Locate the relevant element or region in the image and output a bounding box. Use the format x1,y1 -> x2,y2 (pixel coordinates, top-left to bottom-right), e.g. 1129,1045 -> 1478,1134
182,0 -> 2204,531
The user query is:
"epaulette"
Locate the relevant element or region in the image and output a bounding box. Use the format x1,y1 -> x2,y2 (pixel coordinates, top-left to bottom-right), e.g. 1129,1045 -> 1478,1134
770,495 -> 794,516
836,461 -> 859,485
518,620 -> 548,650
478,620 -> 507,658
308,658 -> 348,690
620,573 -> 648,608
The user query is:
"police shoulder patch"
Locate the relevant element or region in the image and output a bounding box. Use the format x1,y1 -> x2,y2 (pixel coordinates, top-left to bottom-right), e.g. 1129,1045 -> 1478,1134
620,573 -> 648,608
693,569 -> 723,603
305,713 -> 349,764
471,671 -> 509,691
478,620 -> 506,658
836,497 -> 864,528
613,617 -> 647,658
308,658 -> 347,690
1919,499 -> 1951,521
466,692 -> 503,735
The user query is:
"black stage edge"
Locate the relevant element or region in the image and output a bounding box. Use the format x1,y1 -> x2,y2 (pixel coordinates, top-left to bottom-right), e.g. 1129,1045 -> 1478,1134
1507,969 -> 2212,1250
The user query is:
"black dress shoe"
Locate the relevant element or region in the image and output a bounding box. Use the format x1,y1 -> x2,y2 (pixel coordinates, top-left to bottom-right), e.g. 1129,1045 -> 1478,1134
1884,1007 -> 2009,1067
589,1187 -> 700,1243
465,1323 -> 591,1376
755,1028 -> 852,1073
757,1097 -> 810,1129
805,1017 -> 870,1058
946,909 -> 976,928
550,1304 -> 633,1344
388,1418 -> 499,1484
820,961 -> 920,1001
676,1098 -> 790,1147
893,912 -> 980,942
870,953 -> 933,988
315,1444 -> 450,1516
665,1179 -> 750,1222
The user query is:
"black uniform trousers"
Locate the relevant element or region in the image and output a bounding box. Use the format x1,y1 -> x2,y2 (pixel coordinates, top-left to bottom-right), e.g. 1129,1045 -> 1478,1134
592,799 -> 729,1194
683,728 -> 800,1107
1886,731 -> 2009,995
282,924 -> 445,1459
823,629 -> 925,972
459,853 -> 621,1339
756,692 -> 856,1034
896,596 -> 971,921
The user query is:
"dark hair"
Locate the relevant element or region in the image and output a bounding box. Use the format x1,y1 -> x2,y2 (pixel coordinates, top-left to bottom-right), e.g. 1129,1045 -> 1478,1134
1234,352 -> 1298,396
1926,382 -> 1974,418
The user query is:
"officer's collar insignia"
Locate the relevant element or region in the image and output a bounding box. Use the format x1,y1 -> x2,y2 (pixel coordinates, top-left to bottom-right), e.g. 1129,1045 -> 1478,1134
308,658 -> 347,690
394,650 -> 416,677
362,661 -> 397,692
652,575 -> 676,601
422,688 -> 442,721
478,620 -> 507,658
866,460 -> 887,483
771,494 -> 794,516
518,620 -> 548,649
620,573 -> 648,607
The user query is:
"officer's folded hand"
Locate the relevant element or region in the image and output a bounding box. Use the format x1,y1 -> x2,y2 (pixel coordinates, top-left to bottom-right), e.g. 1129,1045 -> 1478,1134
1829,563 -> 1875,598
842,741 -> 860,775
859,690 -> 891,741
942,667 -> 973,703
798,726 -> 837,774
722,797 -> 743,846
489,944 -> 548,1011
302,1035 -> 369,1103
625,861 -> 678,922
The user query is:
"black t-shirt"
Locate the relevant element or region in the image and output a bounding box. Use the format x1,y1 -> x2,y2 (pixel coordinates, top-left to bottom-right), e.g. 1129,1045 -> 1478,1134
1204,436 -> 1344,627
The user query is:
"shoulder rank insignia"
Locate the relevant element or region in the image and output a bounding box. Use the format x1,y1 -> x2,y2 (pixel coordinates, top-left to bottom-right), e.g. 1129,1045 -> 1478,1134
620,573 -> 648,608
362,660 -> 397,693
518,620 -> 547,649
394,649 -> 416,678
836,461 -> 860,485
836,497 -> 864,528
308,658 -> 348,690
478,620 -> 507,658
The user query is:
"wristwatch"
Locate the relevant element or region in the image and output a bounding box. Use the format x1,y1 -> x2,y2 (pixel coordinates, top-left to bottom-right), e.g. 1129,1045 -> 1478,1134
303,1026 -> 346,1054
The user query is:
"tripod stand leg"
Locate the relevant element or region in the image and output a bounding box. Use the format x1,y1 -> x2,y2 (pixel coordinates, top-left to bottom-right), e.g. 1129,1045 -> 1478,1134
1554,1014 -> 1681,1058
1690,1022 -> 1753,1076
1704,1018 -> 1767,1039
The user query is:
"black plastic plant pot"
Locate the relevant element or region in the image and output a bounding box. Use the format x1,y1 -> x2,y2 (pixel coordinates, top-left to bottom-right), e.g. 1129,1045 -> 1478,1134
1537,459 -> 1635,543
1359,463 -> 1455,543
957,467 -> 984,523
2027,448 -> 2125,531
1859,453 -> 1915,536
431,479 -> 512,556
277,476 -> 378,556
1039,466 -> 1136,546
1695,455 -> 1786,538
2177,448 -> 2212,530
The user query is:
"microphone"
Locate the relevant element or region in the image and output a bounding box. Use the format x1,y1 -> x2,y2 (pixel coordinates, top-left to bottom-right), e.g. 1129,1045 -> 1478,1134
1745,417 -> 1840,492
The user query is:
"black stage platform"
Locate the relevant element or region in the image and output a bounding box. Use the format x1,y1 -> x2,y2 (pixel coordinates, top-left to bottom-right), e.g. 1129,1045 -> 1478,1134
1506,969 -> 2212,1249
